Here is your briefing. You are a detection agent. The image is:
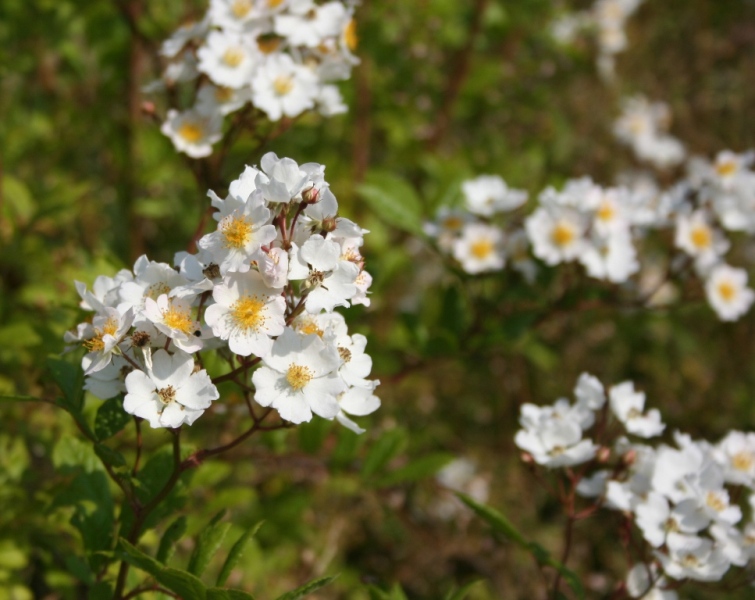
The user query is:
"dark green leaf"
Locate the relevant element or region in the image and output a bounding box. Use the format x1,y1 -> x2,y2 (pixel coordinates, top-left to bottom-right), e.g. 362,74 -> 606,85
47,355 -> 84,410
377,453 -> 455,487
274,575 -> 338,600
357,172 -> 424,236
88,581 -> 113,600
362,428 -> 407,478
94,397 -> 131,441
0,394 -> 41,403
157,516 -> 188,564
188,511 -> 232,577
120,539 -> 207,599
216,522 -> 263,587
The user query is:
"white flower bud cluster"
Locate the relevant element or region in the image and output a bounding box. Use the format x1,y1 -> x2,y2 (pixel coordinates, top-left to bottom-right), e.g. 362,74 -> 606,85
149,0 -> 359,158
425,146 -> 755,322
517,373 -> 755,595
66,153 -> 379,431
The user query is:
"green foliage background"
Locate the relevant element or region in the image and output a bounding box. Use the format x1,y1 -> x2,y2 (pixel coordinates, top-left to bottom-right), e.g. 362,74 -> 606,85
2,0 -> 755,598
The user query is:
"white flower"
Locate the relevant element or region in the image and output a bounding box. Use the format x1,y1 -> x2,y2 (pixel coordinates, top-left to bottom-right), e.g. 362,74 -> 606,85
675,210 -> 729,270
75,270 -> 133,312
83,355 -> 128,400
609,381 -> 665,438
452,223 -> 505,274
198,30 -> 259,89
255,152 -> 311,203
124,349 -> 219,428
204,270 -> 286,357
274,0 -> 347,47
82,308 -> 135,374
161,108 -> 223,158
198,189 -> 276,275
525,206 -> 587,266
657,532 -> 730,581
574,372 -> 606,410
144,295 -> 203,354
196,83 -> 251,116
635,492 -> 707,548
705,264 -> 755,321
209,0 -> 269,31
461,175 -> 527,216
714,431 -> 755,486
251,53 -> 318,121
251,327 -> 347,423
424,208 -> 471,252
625,563 -> 678,600
579,229 -> 639,283
334,333 -> 372,387
118,255 -> 189,316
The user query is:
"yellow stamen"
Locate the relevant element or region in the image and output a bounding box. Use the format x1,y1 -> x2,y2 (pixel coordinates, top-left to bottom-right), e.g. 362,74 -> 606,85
716,160 -> 738,177
157,385 -> 177,405
286,364 -> 313,391
231,295 -> 265,331
296,318 -> 323,337
268,0 -> 284,7
690,225 -> 712,249
221,216 -> 253,249
338,347 -> 352,362
231,0 -> 253,18
222,47 -> 246,68
178,122 -> 204,143
732,451 -> 753,471
343,18 -> 358,51
718,281 -> 737,302
146,282 -> 172,300
596,201 -> 615,222
273,75 -> 294,96
470,239 -> 494,259
705,492 -> 726,512
551,222 -> 575,247
163,304 -> 194,334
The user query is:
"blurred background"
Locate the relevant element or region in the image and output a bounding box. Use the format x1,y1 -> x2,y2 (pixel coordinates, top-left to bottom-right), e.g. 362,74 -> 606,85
2,0 -> 755,598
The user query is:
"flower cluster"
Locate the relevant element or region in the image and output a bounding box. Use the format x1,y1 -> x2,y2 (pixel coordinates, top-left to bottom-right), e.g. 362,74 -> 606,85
614,96 -> 686,169
516,373 -> 755,597
66,153 -> 379,431
149,0 -> 358,158
550,0 -> 645,78
424,145 -> 755,322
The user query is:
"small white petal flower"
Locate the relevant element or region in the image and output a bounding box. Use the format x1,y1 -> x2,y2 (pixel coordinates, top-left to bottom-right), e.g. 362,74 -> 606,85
123,349 -> 219,428
610,381 -> 665,438
161,108 -> 223,158
452,223 -> 505,274
705,264 -> 755,321
144,295 -> 203,354
462,175 -> 528,216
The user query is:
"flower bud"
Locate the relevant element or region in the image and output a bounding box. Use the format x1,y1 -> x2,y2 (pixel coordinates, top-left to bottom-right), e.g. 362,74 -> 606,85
321,217 -> 337,233
302,186 -> 320,205
622,448 -> 637,467
141,101 -> 156,116
597,446 -> 611,463
520,452 -> 534,464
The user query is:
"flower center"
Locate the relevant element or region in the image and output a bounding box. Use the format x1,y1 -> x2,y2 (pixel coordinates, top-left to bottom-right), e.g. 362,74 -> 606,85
178,122 -> 204,143
286,364 -> 313,391
681,553 -> 700,568
705,491 -> 726,512
470,239 -> 494,259
716,160 -> 738,177
690,224 -> 712,249
222,47 -> 246,68
268,0 -> 284,7
84,317 -> 120,352
163,303 -> 195,334
221,215 -> 253,249
338,347 -> 352,362
732,450 -> 753,472
157,385 -> 177,405
717,281 -> 737,302
231,295 -> 265,331
146,282 -> 172,300
344,18 -> 358,51
258,35 -> 282,54
551,222 -> 575,247
596,201 -> 615,222
296,318 -> 323,337
442,216 -> 463,230
273,75 -> 294,96
231,0 -> 253,18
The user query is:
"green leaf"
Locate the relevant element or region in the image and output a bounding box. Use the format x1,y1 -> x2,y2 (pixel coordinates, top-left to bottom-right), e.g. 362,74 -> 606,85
357,172 -> 424,236
388,583 -> 408,600
366,587 -> 391,600
207,589 -> 256,600
457,494 -> 584,599
119,539 -> 207,599
362,428 -> 407,479
188,511 -> 232,577
94,443 -> 128,472
88,582 -> 113,600
47,356 -> 84,410
377,452 -> 455,487
94,398 -> 131,441
274,575 -> 338,600
216,522 -> 263,587
157,516 -> 188,564
444,580 -> 481,600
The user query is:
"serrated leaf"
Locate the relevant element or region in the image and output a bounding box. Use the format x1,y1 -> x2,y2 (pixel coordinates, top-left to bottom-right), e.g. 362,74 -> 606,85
157,516 -> 188,564
94,398 -> 131,441
377,452 -> 455,487
207,589 -> 256,600
457,494 -> 584,599
120,539 -> 207,599
362,428 -> 407,478
274,575 -> 338,600
444,580 -> 481,600
188,511 -> 232,577
216,522 -> 263,587
357,172 -> 424,236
